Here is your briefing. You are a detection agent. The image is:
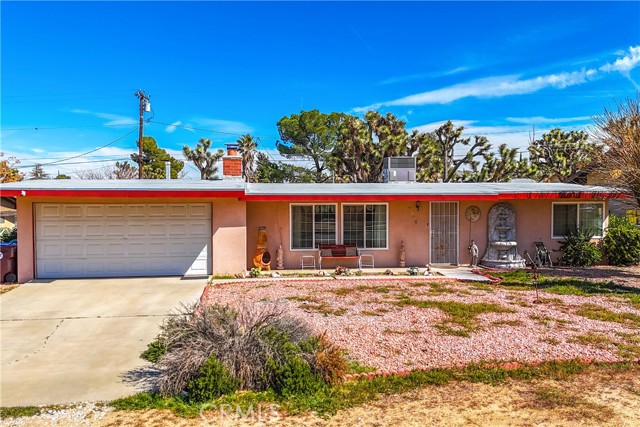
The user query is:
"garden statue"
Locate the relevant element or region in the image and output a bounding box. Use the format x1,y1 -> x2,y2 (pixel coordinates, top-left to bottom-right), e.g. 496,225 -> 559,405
399,240 -> 406,268
276,244 -> 284,270
468,240 -> 479,267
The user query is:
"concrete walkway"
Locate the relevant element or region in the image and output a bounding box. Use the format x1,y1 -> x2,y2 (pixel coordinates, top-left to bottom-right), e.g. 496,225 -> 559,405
210,266 -> 493,283
432,266 -> 493,282
0,277 -> 206,407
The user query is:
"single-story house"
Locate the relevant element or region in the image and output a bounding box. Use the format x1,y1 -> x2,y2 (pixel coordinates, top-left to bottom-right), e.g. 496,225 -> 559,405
0,147 -> 623,282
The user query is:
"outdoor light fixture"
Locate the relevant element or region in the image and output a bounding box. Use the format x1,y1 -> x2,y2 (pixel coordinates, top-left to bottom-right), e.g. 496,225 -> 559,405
415,201 -> 421,211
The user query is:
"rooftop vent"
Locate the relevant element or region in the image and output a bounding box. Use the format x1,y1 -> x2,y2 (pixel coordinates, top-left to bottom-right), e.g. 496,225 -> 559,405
383,157 -> 416,183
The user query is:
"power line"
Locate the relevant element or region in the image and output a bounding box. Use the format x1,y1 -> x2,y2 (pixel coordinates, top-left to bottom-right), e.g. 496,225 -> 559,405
2,89 -> 134,99
2,124 -> 135,131
46,128 -> 137,166
17,158 -> 132,169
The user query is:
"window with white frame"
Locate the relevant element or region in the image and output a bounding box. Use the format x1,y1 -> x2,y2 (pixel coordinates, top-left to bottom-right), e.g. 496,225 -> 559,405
290,204 -> 336,249
343,204 -> 387,249
552,202 -> 605,238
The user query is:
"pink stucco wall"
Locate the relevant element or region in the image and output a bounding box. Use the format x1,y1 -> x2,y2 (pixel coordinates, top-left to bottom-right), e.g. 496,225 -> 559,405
15,195 -> 609,282
15,197 -> 246,282
246,198 -> 609,270
245,201 -> 431,269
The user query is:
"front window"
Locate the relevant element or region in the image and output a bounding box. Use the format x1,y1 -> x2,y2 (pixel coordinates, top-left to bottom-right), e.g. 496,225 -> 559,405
552,202 -> 604,238
343,204 -> 387,249
290,204 -> 336,249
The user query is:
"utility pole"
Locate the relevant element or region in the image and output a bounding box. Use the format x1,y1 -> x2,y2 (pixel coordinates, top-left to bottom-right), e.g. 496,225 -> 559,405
134,90 -> 150,179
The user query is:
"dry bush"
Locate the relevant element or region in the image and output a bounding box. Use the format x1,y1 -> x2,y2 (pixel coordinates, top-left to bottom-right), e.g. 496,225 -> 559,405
155,302 -> 319,397
313,332 -> 348,386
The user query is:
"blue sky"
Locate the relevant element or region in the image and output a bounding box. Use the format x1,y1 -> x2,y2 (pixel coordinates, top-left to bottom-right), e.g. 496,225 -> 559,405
2,1 -> 639,178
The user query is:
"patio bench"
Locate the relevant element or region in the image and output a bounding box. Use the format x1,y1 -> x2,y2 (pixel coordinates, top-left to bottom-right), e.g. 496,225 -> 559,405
318,244 -> 361,269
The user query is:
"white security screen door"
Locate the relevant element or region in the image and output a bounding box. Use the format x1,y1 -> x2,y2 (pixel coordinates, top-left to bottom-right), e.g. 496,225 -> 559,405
430,202 -> 459,265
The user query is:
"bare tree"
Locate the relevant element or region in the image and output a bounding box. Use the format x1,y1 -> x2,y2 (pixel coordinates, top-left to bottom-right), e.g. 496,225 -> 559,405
592,96 -> 640,205
74,168 -> 110,180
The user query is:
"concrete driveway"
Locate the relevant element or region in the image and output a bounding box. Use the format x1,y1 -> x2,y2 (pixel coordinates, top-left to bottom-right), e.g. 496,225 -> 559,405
0,277 -> 206,407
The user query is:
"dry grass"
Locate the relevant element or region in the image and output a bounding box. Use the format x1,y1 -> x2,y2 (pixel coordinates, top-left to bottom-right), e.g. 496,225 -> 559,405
0,285 -> 19,295
16,364 -> 638,427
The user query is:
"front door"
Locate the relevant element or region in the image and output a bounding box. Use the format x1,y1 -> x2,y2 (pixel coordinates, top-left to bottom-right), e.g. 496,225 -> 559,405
430,202 -> 459,265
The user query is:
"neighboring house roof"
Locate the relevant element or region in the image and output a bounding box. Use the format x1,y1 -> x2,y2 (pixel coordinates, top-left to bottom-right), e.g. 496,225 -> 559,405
0,180 -> 624,201
0,206 -> 17,218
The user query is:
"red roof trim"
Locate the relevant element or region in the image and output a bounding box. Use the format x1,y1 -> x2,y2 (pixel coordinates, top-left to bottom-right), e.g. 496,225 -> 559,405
1,189 -> 245,198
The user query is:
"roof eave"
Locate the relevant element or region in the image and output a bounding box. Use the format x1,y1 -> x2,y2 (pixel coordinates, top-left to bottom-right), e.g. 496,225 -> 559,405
1,189 -> 245,198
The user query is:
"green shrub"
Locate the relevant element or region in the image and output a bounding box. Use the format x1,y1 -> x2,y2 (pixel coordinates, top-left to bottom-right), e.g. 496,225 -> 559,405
268,354 -> 326,397
140,337 -> 166,363
0,226 -> 17,243
184,355 -> 239,403
559,228 -> 601,267
601,215 -> 640,266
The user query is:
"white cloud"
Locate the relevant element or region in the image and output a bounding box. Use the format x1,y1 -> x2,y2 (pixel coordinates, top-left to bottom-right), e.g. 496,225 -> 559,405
192,118 -> 253,135
600,45 -> 640,74
165,120 -> 182,134
31,148 -> 45,153
356,70 -> 596,111
70,109 -> 137,126
356,45 -> 640,111
505,116 -> 591,125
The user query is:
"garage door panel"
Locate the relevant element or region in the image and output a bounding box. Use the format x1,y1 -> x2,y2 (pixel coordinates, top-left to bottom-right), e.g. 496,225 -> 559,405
86,243 -> 104,256
170,205 -> 187,216
85,205 -> 104,217
86,224 -> 105,237
64,243 -> 83,257
106,205 -> 125,217
36,203 -> 211,278
148,223 -> 168,236
127,223 -> 148,236
39,242 -> 62,257
189,223 -> 209,235
40,204 -> 61,218
189,204 -> 210,218
148,205 -> 167,217
63,224 -> 83,237
63,205 -> 84,218
127,205 -> 147,217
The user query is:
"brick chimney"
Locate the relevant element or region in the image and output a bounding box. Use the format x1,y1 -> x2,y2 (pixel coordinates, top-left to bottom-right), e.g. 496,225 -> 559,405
222,143 -> 243,179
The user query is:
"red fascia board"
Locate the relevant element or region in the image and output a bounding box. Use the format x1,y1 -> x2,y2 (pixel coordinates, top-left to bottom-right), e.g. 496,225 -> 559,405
1,189 -> 246,198
246,194 -> 498,202
504,191 -> 625,200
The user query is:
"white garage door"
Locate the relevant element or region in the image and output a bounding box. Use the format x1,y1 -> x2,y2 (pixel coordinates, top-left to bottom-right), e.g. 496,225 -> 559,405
35,203 -> 212,278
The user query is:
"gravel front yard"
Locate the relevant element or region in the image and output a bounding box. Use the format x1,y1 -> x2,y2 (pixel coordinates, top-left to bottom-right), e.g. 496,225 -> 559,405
203,277 -> 640,372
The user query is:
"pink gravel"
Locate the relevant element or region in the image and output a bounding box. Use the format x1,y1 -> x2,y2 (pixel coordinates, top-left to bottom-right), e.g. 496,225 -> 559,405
201,278 -> 640,372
